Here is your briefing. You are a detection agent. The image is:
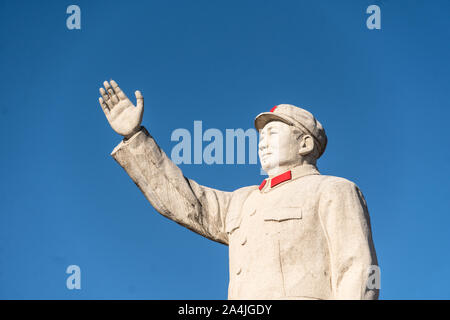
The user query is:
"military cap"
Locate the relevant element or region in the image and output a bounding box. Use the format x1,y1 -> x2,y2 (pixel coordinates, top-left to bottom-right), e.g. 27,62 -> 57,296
254,104 -> 327,158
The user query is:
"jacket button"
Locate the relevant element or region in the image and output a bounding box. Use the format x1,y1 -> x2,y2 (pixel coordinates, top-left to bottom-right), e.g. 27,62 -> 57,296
236,267 -> 242,275
240,236 -> 247,245
249,209 -> 256,216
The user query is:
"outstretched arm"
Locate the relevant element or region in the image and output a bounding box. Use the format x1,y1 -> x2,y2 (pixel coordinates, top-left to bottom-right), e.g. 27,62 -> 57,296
98,80 -> 232,245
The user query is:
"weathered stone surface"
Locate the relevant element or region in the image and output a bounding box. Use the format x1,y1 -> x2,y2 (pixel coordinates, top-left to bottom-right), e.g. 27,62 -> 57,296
99,81 -> 379,300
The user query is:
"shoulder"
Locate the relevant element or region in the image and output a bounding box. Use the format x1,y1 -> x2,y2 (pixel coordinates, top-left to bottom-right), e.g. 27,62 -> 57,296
231,184 -> 258,199
314,175 -> 369,213
227,185 -> 259,212
316,175 -> 362,197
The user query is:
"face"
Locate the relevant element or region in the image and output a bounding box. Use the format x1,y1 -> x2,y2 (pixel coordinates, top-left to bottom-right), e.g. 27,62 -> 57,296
258,121 -> 302,176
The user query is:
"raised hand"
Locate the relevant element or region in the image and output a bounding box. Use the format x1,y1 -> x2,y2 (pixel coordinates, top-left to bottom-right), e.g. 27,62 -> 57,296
98,80 -> 144,139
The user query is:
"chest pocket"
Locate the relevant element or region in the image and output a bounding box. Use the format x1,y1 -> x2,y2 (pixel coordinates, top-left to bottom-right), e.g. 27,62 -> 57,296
262,207 -> 303,222
225,212 -> 242,235
261,207 -> 303,236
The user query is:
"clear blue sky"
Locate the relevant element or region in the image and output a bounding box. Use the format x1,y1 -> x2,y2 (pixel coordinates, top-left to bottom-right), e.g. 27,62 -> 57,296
1,0 -> 449,299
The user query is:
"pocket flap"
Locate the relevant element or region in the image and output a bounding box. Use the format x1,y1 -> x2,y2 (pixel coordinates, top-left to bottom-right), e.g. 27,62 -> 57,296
262,207 -> 302,222
225,213 -> 242,234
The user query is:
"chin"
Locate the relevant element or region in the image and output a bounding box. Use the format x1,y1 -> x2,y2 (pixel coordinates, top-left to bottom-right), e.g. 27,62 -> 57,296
260,163 -> 270,174
261,163 -> 278,175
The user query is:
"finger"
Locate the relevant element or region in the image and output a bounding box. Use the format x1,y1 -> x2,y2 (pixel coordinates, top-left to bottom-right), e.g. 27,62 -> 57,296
109,90 -> 119,104
135,90 -> 144,111
99,87 -> 113,109
110,79 -> 127,100
103,81 -> 119,104
99,97 -> 110,117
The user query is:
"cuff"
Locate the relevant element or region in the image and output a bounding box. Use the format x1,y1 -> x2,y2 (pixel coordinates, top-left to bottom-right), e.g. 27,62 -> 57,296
111,126 -> 147,156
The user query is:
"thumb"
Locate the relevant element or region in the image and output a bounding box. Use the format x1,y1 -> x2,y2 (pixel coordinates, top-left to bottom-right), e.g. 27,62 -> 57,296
135,90 -> 144,110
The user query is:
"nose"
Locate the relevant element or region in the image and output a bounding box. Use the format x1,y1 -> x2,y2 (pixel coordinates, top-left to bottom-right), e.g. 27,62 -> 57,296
259,135 -> 268,152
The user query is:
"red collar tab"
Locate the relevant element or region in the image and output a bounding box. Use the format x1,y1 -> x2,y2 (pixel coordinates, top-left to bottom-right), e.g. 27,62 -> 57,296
270,105 -> 278,112
259,179 -> 267,191
270,170 -> 292,188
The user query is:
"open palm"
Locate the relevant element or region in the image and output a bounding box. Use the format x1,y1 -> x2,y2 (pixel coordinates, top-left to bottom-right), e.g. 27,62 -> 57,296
98,80 -> 144,138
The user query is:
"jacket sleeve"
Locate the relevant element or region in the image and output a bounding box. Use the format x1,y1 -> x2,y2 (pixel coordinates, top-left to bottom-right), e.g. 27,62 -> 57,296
318,179 -> 379,300
110,126 -> 232,245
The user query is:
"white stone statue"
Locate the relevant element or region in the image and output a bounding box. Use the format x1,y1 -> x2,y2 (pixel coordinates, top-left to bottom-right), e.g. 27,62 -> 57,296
99,80 -> 379,300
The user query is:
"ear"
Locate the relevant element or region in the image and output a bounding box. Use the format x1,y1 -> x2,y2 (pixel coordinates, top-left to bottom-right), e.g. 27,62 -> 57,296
298,135 -> 315,156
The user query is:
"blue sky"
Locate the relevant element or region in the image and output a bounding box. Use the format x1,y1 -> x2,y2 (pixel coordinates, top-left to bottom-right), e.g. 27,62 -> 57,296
1,0 -> 449,299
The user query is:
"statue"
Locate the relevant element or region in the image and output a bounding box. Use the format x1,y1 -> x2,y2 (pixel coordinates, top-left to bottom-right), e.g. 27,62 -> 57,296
98,80 -> 379,300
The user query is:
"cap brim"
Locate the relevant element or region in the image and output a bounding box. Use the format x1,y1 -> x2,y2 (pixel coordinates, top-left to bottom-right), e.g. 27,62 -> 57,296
254,112 -> 294,130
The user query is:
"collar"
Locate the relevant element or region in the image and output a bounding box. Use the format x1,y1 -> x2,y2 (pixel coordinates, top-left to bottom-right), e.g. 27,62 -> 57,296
259,164 -> 320,192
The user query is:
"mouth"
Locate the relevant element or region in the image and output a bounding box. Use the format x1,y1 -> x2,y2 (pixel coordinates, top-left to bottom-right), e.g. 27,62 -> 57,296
261,153 -> 272,160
